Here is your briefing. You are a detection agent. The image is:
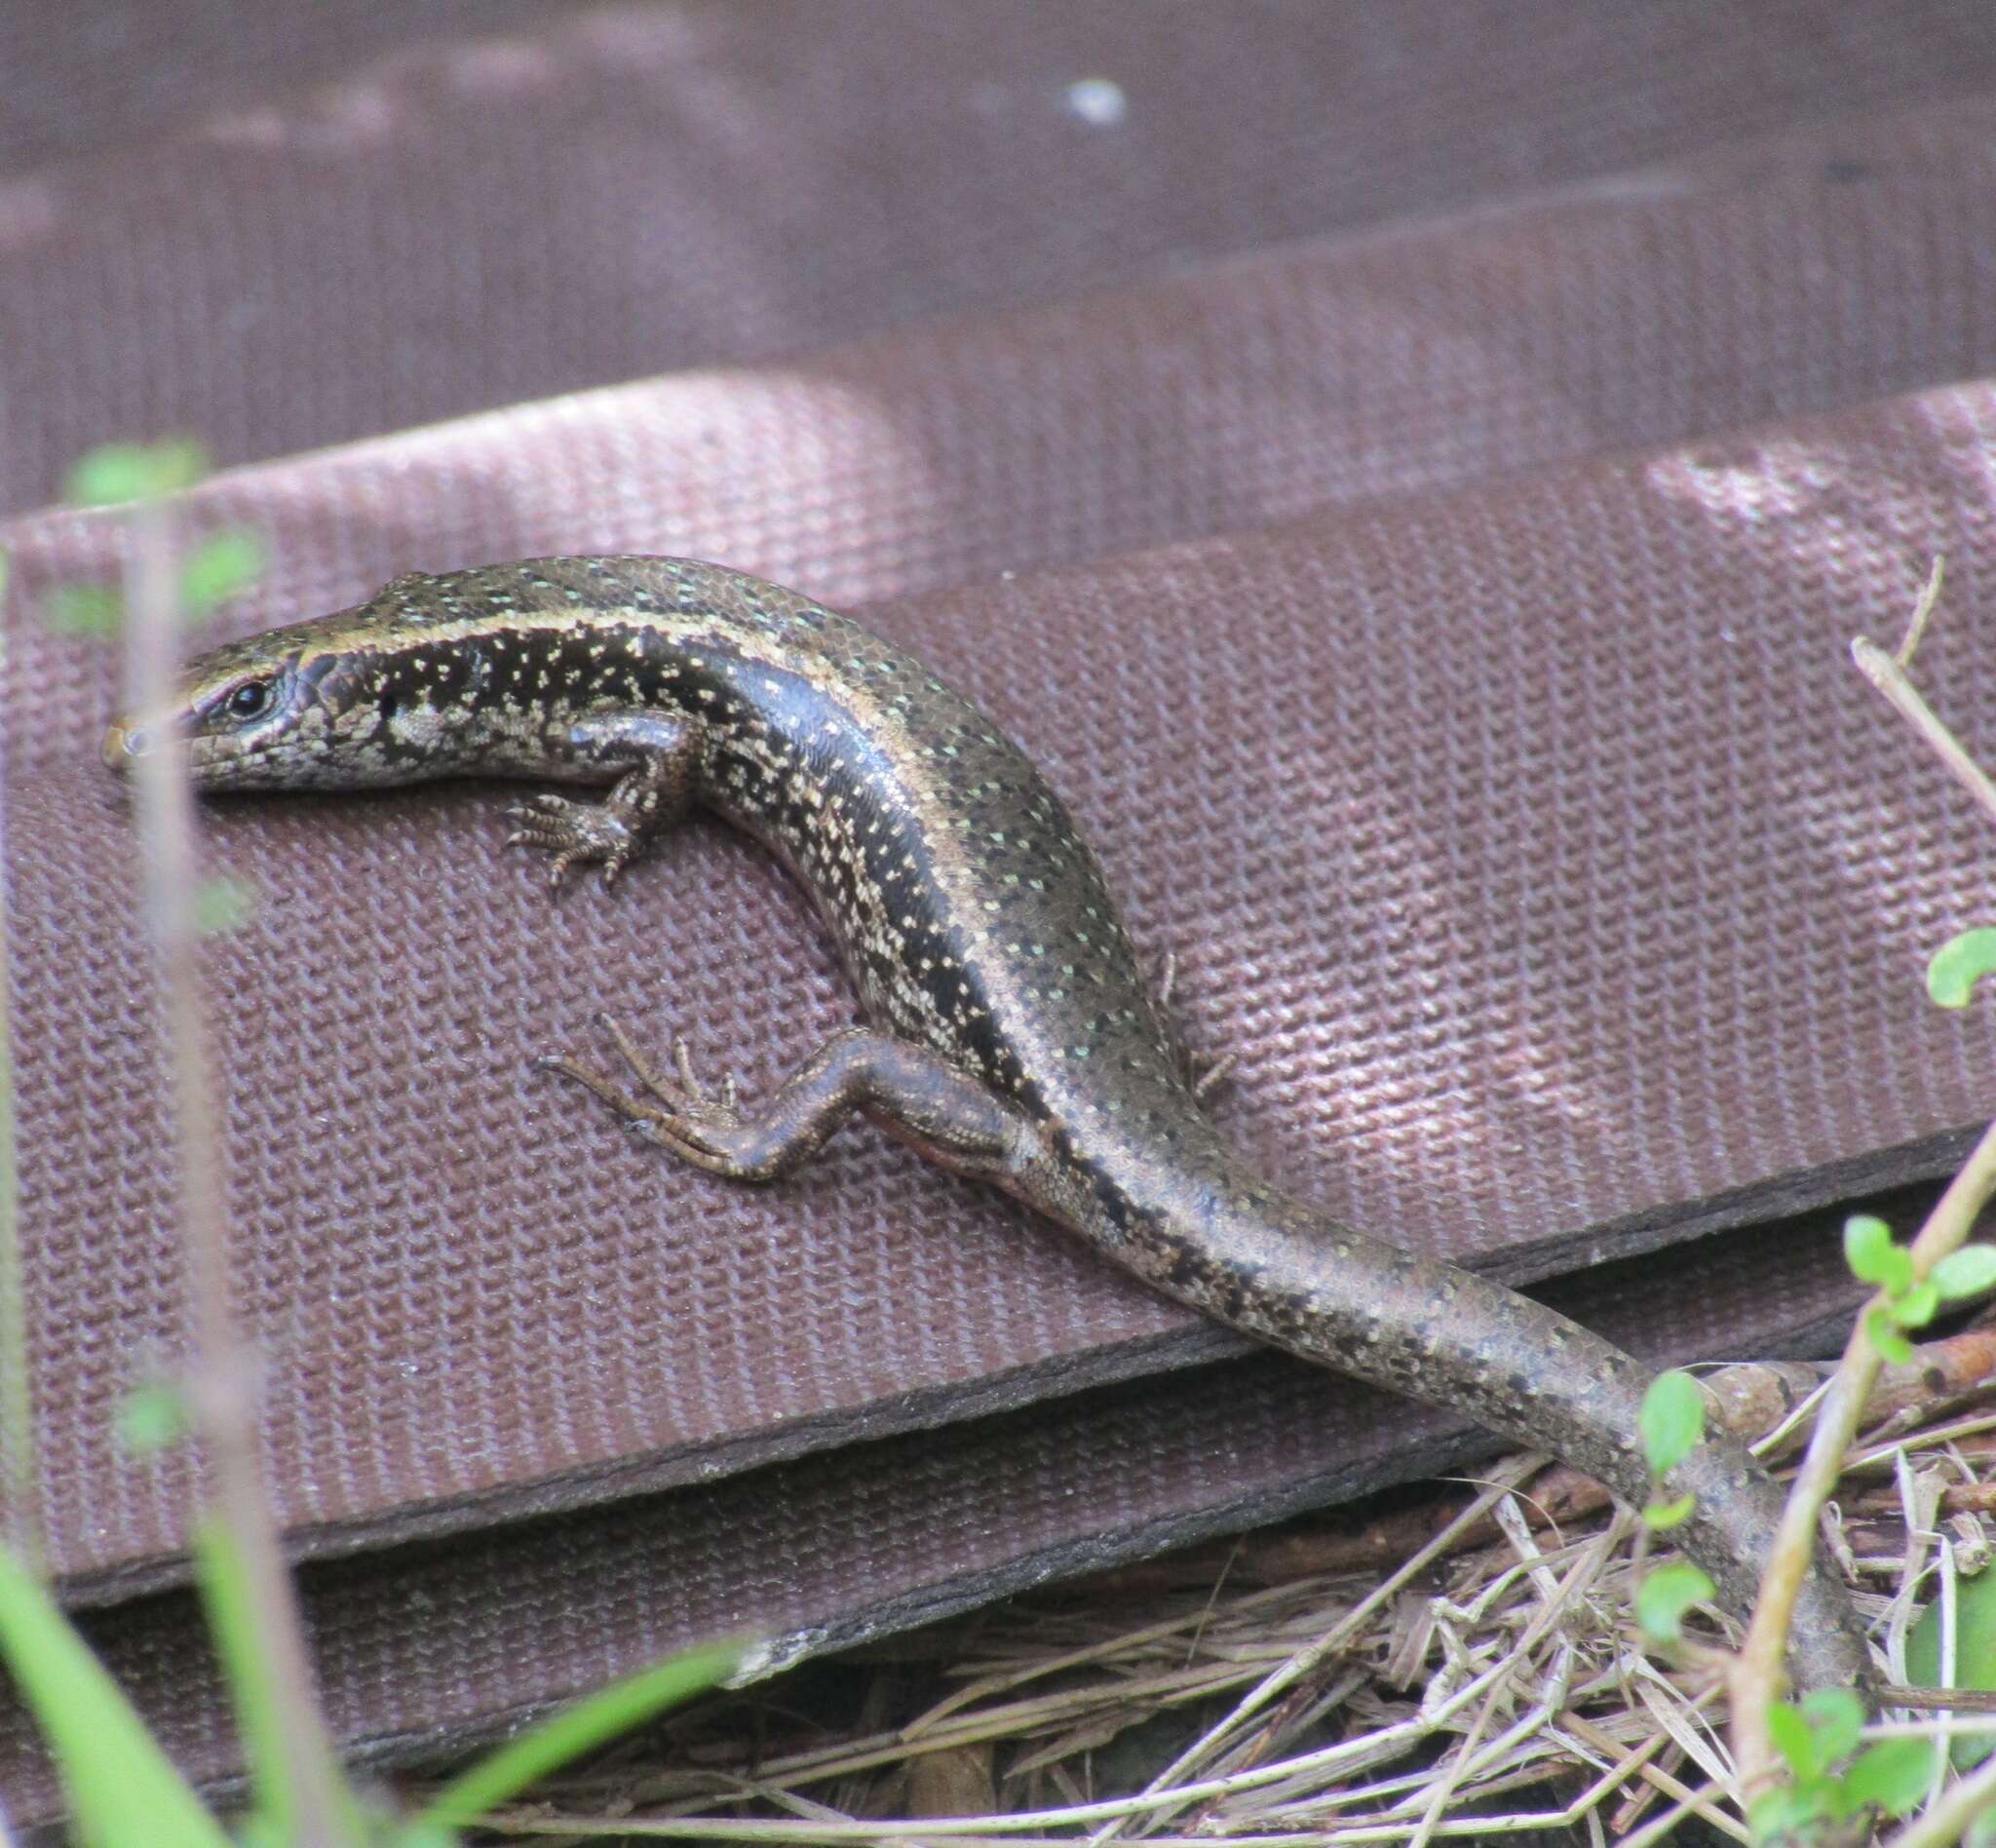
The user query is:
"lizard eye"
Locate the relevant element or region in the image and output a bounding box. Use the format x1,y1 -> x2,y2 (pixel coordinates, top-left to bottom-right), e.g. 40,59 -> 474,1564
224,679 -> 273,721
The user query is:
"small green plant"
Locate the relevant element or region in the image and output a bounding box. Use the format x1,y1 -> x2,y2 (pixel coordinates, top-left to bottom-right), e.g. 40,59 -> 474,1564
51,437 -> 263,635
1746,1688 -> 1933,1841
1844,1212 -> 1996,1365
1631,1370 -> 1716,1643
0,1542 -> 749,1845
1929,927 -> 1996,1009
1636,1367 -> 1704,1532
1633,1559 -> 1715,1646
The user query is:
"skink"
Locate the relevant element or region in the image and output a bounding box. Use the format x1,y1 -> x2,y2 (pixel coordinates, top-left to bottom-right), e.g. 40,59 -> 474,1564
104,555 -> 1868,1689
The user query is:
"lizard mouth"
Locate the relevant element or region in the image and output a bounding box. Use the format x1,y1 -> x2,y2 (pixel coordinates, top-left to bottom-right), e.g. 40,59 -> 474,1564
100,714 -> 285,785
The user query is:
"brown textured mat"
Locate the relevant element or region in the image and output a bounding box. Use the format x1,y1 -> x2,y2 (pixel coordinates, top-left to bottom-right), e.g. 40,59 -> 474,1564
7,364 -> 1996,1604
0,0 -> 575,176
11,0 -> 1996,1818
16,79 -> 1996,632
7,0 -> 1996,514
14,73 -> 1996,674
0,1195 -> 1891,1818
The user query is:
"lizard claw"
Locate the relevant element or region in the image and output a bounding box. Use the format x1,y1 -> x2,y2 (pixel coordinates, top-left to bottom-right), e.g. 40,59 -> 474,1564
505,796 -> 639,888
537,1014 -> 751,1174
1151,947 -> 1236,1102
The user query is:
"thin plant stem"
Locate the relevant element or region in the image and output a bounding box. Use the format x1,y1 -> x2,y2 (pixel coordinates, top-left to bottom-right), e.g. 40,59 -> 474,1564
1730,1111 -> 1996,1793
1851,558 -> 1996,835
1743,557 -> 1996,1805
121,505 -> 349,1844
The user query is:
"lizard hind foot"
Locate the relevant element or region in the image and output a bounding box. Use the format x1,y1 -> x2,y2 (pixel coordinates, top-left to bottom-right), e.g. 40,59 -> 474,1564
1153,949 -> 1236,1101
536,1014 -> 755,1178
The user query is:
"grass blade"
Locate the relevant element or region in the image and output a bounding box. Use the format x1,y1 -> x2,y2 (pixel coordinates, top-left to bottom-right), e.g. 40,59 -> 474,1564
193,1518 -> 369,1844
0,1545 -> 229,1847
412,1639 -> 748,1833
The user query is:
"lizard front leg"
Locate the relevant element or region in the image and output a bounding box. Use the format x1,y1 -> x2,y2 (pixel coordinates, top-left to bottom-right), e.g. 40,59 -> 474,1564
508,712 -> 704,888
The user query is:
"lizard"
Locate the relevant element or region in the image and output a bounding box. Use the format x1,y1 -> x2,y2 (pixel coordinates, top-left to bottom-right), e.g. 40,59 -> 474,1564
102,554 -> 1871,1690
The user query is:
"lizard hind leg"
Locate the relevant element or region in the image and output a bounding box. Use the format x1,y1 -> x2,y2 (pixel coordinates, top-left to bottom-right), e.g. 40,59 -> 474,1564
537,1015 -> 1035,1184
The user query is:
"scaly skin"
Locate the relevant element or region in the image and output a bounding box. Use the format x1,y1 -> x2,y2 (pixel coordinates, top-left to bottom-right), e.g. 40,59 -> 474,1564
105,556 -> 1870,1689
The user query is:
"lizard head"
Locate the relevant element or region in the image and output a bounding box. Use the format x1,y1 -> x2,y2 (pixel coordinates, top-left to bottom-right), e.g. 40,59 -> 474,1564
99,571 -> 468,790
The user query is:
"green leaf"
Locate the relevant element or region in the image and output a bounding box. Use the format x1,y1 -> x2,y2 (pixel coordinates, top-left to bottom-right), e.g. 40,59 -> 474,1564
192,876 -> 256,935
115,1383 -> 186,1453
1798,1687 -> 1864,1768
194,1520 -> 291,1841
1907,1562 -> 1996,1769
1642,1491 -> 1696,1530
1864,1305 -> 1915,1366
66,439 -> 209,507
413,1639 -> 748,1832
1930,928 -> 1996,1009
1934,1245 -> 1996,1302
0,1544 -> 230,1846
43,582 -> 124,638
389,1826 -> 458,1848
1843,1215 -> 1905,1291
1634,1561 -> 1715,1645
1766,1699 -> 1821,1781
1748,1779 -> 1837,1843
178,530 -> 263,615
1891,1279 -> 1940,1329
1841,1735 -> 1935,1818
1637,1369 -> 1705,1476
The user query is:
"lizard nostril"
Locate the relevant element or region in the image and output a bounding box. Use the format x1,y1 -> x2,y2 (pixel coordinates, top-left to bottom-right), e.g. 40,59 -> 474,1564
100,722 -> 151,772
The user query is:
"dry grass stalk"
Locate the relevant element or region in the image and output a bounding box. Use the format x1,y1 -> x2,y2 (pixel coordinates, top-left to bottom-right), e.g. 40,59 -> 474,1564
413,1330 -> 1996,1844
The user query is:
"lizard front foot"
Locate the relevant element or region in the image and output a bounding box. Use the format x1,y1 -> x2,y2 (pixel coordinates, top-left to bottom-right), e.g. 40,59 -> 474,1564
507,794 -> 645,888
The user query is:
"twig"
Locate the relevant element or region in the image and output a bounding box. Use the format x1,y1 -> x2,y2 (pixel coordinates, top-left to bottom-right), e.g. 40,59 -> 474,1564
1850,558 -> 1996,833
1563,1702 -> 1751,1845
1895,555 -> 1945,668
1087,1454 -> 1550,1841
121,504 -> 349,1842
1735,559 -> 1996,1793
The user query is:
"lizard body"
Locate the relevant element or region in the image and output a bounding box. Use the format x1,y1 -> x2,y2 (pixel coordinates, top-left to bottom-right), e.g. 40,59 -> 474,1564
105,555 -> 1868,1688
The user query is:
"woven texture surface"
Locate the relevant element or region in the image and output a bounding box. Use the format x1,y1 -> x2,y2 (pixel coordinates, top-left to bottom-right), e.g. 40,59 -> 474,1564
11,366 -> 1996,1598
7,0 -> 1996,1813
7,0 -> 1996,515
0,1205 -> 1885,1811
